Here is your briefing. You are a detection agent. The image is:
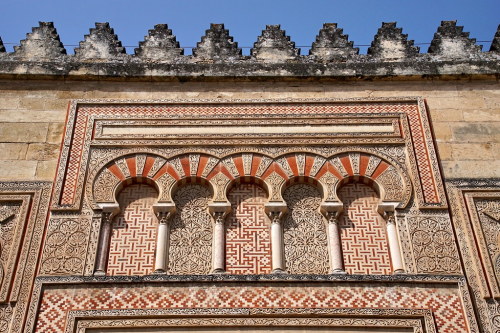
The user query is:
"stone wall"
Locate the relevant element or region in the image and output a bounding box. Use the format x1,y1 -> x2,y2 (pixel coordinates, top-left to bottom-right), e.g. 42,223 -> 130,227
0,79 -> 497,181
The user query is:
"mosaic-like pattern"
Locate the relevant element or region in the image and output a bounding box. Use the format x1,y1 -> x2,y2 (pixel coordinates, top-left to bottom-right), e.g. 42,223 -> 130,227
107,184 -> 158,276
338,183 -> 392,275
34,284 -> 467,333
226,184 -> 271,274
283,184 -> 329,274
169,184 -> 212,275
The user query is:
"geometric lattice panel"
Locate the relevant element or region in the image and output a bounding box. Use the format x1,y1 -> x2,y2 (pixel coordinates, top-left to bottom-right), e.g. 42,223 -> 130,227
35,284 -> 467,333
338,183 -> 392,275
107,184 -> 159,276
226,183 -> 271,274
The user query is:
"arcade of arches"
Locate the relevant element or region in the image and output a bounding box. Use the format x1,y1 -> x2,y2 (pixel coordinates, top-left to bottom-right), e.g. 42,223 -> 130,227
101,177 -> 396,276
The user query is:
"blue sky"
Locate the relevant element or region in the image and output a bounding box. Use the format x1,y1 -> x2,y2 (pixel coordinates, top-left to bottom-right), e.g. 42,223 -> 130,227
1,0 -> 499,54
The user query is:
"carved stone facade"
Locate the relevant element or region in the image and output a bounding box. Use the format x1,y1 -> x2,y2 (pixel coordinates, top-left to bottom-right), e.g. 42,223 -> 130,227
0,21 -> 498,333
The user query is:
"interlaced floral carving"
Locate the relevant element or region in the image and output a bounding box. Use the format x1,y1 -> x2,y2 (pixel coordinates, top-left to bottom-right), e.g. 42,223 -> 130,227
255,156 -> 273,177
376,166 -> 404,201
0,305 -> 12,333
408,217 -> 461,274
0,203 -> 19,290
93,168 -> 119,203
320,172 -> 339,201
476,199 -> 500,280
283,184 -> 329,274
40,218 -> 91,275
266,172 -> 285,201
169,184 -> 212,274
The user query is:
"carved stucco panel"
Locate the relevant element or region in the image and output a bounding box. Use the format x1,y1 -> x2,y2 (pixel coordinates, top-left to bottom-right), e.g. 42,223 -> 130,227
476,199 -> 500,285
407,216 -> 461,274
93,168 -> 119,203
283,184 -> 329,274
169,184 -> 213,275
39,217 -> 92,275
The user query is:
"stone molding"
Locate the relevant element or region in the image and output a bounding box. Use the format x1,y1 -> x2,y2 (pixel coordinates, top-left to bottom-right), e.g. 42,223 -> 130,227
0,182 -> 51,333
447,179 -> 500,333
68,308 -> 436,333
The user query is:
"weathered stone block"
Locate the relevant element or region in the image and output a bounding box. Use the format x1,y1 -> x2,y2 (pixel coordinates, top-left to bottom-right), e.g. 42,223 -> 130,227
46,123 -> 65,144
26,143 -> 60,160
0,123 -> 48,142
0,160 -> 37,179
451,143 -> 495,160
0,110 -> 64,123
35,159 -> 58,180
451,122 -> 500,142
442,160 -> 499,178
0,143 -> 28,159
463,108 -> 500,122
430,122 -> 452,141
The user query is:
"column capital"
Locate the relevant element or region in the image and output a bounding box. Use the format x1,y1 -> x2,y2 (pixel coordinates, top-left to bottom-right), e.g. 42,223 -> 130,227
208,202 -> 231,223
265,202 -> 287,224
153,202 -> 176,224
320,202 -> 343,222
377,202 -> 399,221
97,203 -> 120,223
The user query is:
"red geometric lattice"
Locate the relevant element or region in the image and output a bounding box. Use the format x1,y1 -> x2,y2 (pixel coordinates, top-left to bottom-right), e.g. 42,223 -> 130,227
338,183 -> 392,275
226,183 -> 271,274
107,184 -> 158,276
35,284 -> 467,333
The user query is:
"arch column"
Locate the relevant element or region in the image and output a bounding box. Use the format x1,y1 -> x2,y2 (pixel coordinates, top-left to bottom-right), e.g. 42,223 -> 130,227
208,202 -> 231,274
265,202 -> 287,274
378,202 -> 405,274
321,202 -> 346,274
94,203 -> 120,276
152,203 -> 176,274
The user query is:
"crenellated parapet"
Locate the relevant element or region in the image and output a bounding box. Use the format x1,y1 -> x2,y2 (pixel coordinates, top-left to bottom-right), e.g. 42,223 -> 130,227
428,20 -> 483,58
13,21 -> 66,59
135,24 -> 183,61
74,22 -> 126,60
368,22 -> 419,60
251,25 -> 299,62
0,20 -> 498,79
310,23 -> 359,62
192,23 -> 242,62
490,24 -> 500,52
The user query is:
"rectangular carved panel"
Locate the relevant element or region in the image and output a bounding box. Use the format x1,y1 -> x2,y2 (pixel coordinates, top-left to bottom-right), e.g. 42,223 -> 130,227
406,215 -> 461,274
447,180 -> 500,333
0,182 -> 51,333
31,279 -> 469,333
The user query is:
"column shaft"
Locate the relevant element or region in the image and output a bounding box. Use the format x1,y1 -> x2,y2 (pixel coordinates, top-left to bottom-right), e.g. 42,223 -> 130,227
212,213 -> 226,273
327,213 -> 345,274
385,213 -> 404,274
270,212 -> 286,273
154,212 -> 171,273
94,212 -> 113,276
